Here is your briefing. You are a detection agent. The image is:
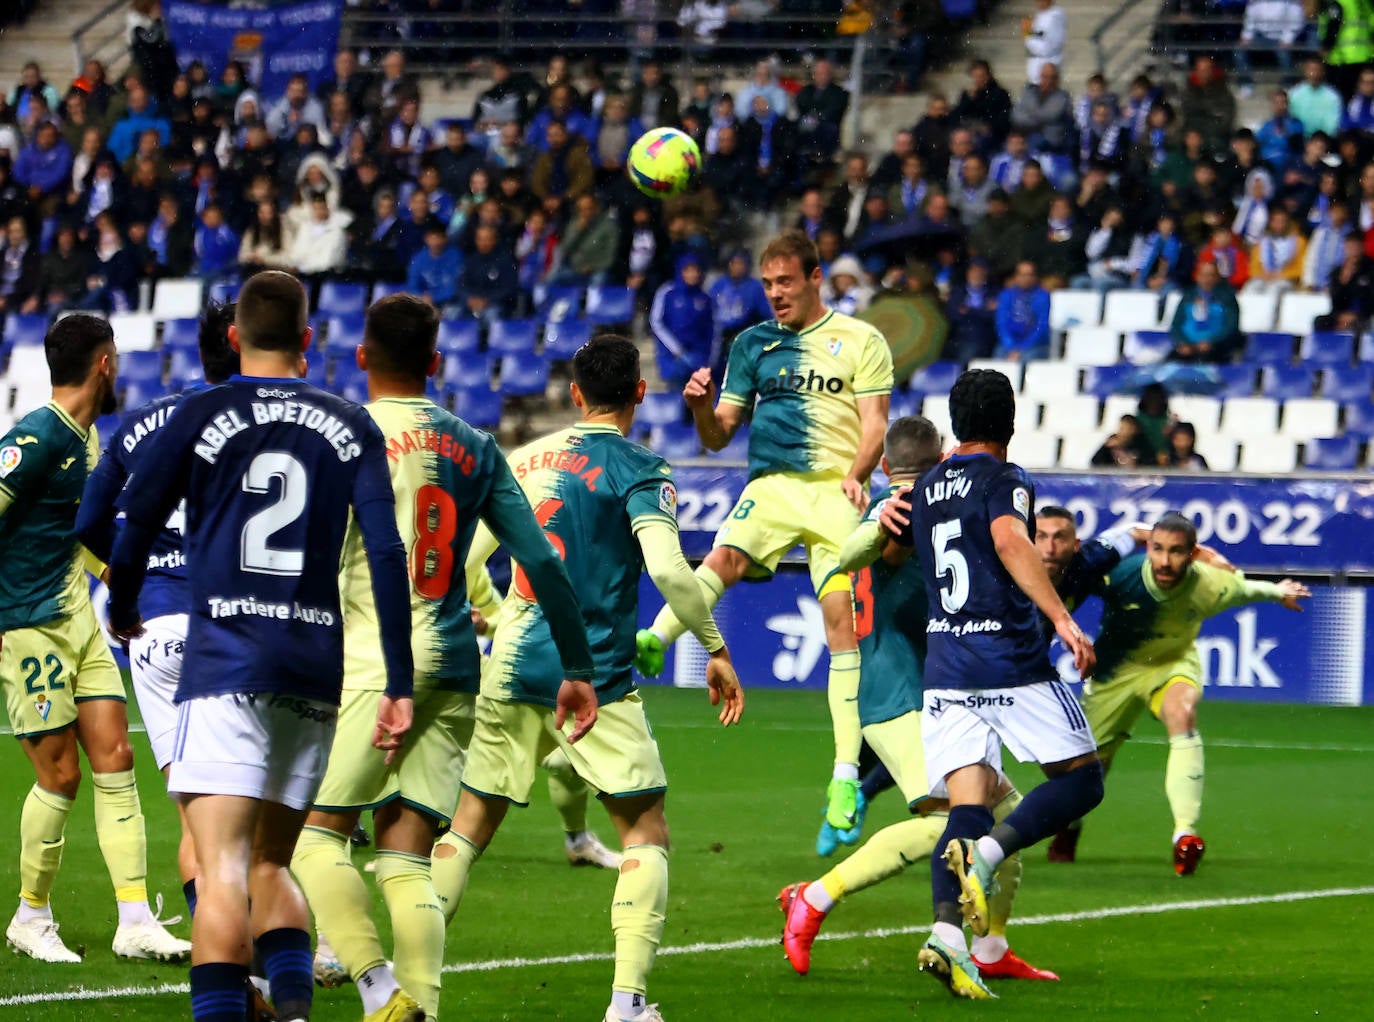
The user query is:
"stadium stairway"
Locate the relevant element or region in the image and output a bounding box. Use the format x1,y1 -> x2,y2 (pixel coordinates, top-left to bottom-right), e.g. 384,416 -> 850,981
0,0 -> 121,88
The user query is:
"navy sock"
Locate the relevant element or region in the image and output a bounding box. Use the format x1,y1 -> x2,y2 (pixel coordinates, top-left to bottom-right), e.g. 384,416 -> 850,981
189,962 -> 249,1022
861,761 -> 896,802
256,927 -> 314,1019
991,761 -> 1105,857
182,878 -> 198,917
931,803 -> 994,924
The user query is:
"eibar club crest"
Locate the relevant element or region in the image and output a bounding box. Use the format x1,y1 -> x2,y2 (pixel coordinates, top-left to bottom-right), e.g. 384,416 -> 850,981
826,339 -> 842,357
34,696 -> 51,722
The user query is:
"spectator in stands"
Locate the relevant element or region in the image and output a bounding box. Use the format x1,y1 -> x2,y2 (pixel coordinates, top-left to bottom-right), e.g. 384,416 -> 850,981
1079,100 -> 1128,172
949,152 -> 995,225
1256,89 -> 1305,168
122,156 -> 162,227
430,123 -> 482,200
122,127 -> 170,184
890,0 -> 944,91
193,202 -> 239,282
406,221 -> 464,312
1073,205 -> 1133,291
1009,159 -> 1054,225
1235,0 -> 1307,92
385,95 -> 432,181
1318,0 -> 1372,98
1126,101 -> 1176,193
1303,198 -> 1349,287
487,121 -> 533,172
36,223 -> 86,312
527,85 -> 594,152
1092,414 -> 1156,467
708,248 -> 770,349
14,120 -> 72,215
617,199 -> 673,305
405,188 -> 445,237
1198,225 -> 1250,288
288,191 -> 351,281
989,130 -> 1030,192
239,200 -> 294,273
72,152 -> 119,232
827,152 -> 872,239
969,188 -> 1022,281
741,94 -> 798,203
954,59 -> 1013,149
821,254 -> 874,316
994,260 -> 1051,360
107,83 -> 170,163
1072,74 -> 1117,138
1289,58 -> 1342,137
944,258 -> 1000,361
1180,161 -> 1234,244
1122,74 -> 1161,142
455,198 -> 510,258
795,187 -> 832,239
852,190 -> 900,258
682,76 -> 717,129
1246,207 -> 1306,291
267,74 -> 327,141
0,215 -> 40,315
1180,55 -> 1237,153
1132,210 -> 1194,291
1234,168 -> 1274,244
944,128 -> 976,193
1026,193 -> 1086,287
815,227 -> 843,277
82,210 -> 137,313
702,125 -> 755,237
548,193 -> 616,286
1011,63 -> 1074,154
75,59 -> 117,118
126,0 -> 176,105
1075,161 -> 1123,224
514,208 -> 557,305
651,252 -> 715,388
59,91 -> 97,160
531,121 -> 595,215
1221,127 -> 1264,197
678,0 -> 731,47
1342,68 -> 1374,131
361,190 -> 420,282
872,129 -> 915,191
629,62 -> 681,131
1135,382 -> 1173,461
8,63 -> 58,124
147,192 -> 194,279
911,92 -> 954,178
591,94 -> 645,190
460,222 -> 518,326
795,58 -> 849,161
1170,259 -> 1241,362
1022,0 -> 1066,84
474,57 -> 529,137
319,49 -> 370,117
1316,233 -> 1374,330
736,59 -> 790,123
365,50 -> 419,126
887,153 -> 936,219
1167,422 -> 1210,470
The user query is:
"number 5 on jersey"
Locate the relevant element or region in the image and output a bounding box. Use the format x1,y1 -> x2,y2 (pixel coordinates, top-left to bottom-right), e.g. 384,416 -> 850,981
931,521 -> 969,613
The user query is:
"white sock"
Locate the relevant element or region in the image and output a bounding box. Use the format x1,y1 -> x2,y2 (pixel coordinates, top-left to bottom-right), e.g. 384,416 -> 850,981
931,921 -> 966,952
565,830 -> 590,848
357,964 -> 400,1014
974,835 -> 1006,871
611,989 -> 647,1019
972,934 -> 1008,963
15,899 -> 52,924
802,880 -> 834,913
832,762 -> 859,781
1172,828 -> 1197,844
116,899 -> 152,926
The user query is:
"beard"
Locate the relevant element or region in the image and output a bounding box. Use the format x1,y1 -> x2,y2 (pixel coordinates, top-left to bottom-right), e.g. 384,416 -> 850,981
100,379 -> 118,416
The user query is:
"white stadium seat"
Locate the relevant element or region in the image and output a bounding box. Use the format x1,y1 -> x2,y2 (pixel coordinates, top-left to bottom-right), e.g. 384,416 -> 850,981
1058,432 -> 1103,469
1238,290 -> 1280,334
1012,432 -> 1060,469
920,394 -> 953,441
1169,395 -> 1222,434
1040,395 -> 1102,435
1280,397 -> 1340,439
1049,289 -> 1103,330
1014,398 -> 1041,434
1238,436 -> 1298,473
1102,290 -> 1164,331
1161,289 -> 1182,327
967,358 -> 1023,390
1194,435 -> 1240,472
151,278 -> 204,321
1218,395 -> 1279,435
1101,394 -> 1139,429
107,313 -> 159,352
1276,292 -> 1332,337
1021,361 -> 1081,400
1062,327 -> 1123,366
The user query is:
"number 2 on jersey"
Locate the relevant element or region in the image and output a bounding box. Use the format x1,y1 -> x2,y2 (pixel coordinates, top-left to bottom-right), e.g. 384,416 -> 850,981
412,485 -> 458,599
931,520 -> 969,613
512,498 -> 565,600
240,452 -> 308,576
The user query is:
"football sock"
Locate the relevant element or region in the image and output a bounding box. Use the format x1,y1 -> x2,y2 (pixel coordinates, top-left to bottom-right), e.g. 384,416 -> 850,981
610,843 -> 668,1003
92,770 -> 149,906
931,921 -> 967,953
542,746 -> 589,835
189,962 -> 250,1022
826,812 -> 948,901
18,784 -> 71,909
431,831 -> 482,925
986,761 -> 1105,860
861,761 -> 896,802
932,804 -> 993,927
183,877 -> 198,917
290,826 -> 386,978
826,648 -> 863,768
986,790 -> 1023,941
972,933 -> 1009,963
649,565 -> 724,648
375,850 -> 444,1018
255,927 -> 313,1021
1165,733 -> 1205,838
356,964 -> 400,1015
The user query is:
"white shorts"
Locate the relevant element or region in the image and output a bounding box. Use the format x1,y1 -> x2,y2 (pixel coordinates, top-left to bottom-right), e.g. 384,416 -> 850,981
128,614 -> 187,770
921,681 -> 1096,797
168,692 -> 338,811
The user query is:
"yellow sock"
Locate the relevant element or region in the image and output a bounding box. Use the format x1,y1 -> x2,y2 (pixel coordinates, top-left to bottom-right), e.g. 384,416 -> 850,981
291,826 -> 386,977
987,790 -> 1024,937
19,785 -> 72,908
432,831 -> 482,926
375,850 -> 445,1018
92,771 -> 148,904
611,843 -> 668,998
825,812 -> 947,901
826,648 -> 862,767
543,747 -> 589,834
649,566 -> 724,647
1166,734 -> 1205,837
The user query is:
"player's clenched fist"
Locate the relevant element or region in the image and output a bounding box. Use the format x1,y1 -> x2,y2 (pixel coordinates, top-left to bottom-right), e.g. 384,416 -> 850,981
682,367 -> 715,410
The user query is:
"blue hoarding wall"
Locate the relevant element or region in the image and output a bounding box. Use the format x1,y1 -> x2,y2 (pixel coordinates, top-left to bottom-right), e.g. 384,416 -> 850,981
164,0 -> 341,98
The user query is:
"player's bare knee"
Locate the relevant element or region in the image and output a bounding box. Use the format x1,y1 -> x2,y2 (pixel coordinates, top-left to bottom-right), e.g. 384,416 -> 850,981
44,760 -> 82,799
704,546 -> 748,587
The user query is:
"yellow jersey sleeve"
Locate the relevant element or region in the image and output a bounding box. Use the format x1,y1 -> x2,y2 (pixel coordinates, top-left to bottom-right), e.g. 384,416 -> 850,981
853,325 -> 895,397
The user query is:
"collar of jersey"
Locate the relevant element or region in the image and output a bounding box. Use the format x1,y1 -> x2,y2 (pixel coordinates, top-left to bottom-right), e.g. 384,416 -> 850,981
788,308 -> 835,337
573,422 -> 621,435
373,396 -> 433,405
1141,557 -> 1194,603
230,373 -> 305,384
46,401 -> 87,440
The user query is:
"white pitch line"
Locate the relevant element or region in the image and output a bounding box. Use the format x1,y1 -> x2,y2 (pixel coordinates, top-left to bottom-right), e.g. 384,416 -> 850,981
3,886 -> 1371,1007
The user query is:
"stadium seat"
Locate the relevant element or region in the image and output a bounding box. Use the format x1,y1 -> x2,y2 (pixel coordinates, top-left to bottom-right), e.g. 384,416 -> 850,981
1218,396 -> 1279,435
1083,363 -> 1133,398
967,358 -> 1023,389
1238,436 -> 1297,473
1300,331 -> 1355,367
1259,365 -> 1314,400
1237,291 -> 1280,333
120,378 -> 166,410
120,350 -> 164,384
499,351 -> 550,396
1194,435 -> 1239,472
920,394 -> 953,440
1244,331 -> 1296,365
107,312 -> 159,352
151,278 -> 204,320
317,281 -> 368,317
1280,397 -> 1340,439
1022,361 -> 1080,399
324,314 -> 365,352
371,281 -> 405,303
584,285 -> 635,325
331,362 -> 369,403
1062,327 -> 1123,366
1216,364 -> 1259,398
1276,291 -> 1331,336
1344,400 -> 1374,440
650,422 -> 701,460
1303,435 -> 1361,471
1123,330 -> 1172,365
1321,363 -> 1374,402
1170,395 -> 1222,433
1101,393 -> 1139,427
3,313 -> 48,347
535,285 -> 585,323
451,384 -> 502,428
160,317 -> 199,351
889,390 -> 919,418
442,350 -> 492,386
543,319 -> 592,361
437,319 -> 481,355
1102,290 -> 1164,332
1049,289 -> 1102,330
168,352 -> 204,387
488,319 -> 539,356
1058,432 -> 1101,469
1012,432 -> 1059,469
1013,398 -> 1041,434
907,360 -> 962,396
639,391 -> 682,427
1161,290 -> 1182,327
208,280 -> 241,305
1040,395 -> 1100,435
303,357 -> 327,387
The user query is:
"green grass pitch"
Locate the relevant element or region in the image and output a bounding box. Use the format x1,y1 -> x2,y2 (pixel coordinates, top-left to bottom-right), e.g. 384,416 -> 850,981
1,686 -> 1370,1020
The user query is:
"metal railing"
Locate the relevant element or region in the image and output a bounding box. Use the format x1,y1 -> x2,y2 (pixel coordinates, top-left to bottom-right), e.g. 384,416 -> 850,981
70,0 -> 132,78
1090,0 -> 1156,90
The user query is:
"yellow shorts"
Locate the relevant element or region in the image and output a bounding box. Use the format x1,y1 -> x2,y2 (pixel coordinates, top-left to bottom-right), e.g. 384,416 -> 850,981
313,686 -> 475,828
713,471 -> 860,596
1,604 -> 124,739
862,711 -> 931,808
1081,650 -> 1204,748
462,691 -> 667,806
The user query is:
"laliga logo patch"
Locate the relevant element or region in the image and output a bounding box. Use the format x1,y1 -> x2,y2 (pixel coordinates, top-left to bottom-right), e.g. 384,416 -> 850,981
1012,487 -> 1031,520
658,482 -> 677,517
826,339 -> 842,357
34,696 -> 51,722
0,445 -> 21,478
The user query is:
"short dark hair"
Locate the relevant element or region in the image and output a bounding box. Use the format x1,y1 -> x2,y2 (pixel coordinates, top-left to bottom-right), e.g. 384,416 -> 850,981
571,334 -> 640,411
235,270 -> 308,354
949,368 -> 1015,446
363,294 -> 439,381
1038,504 -> 1075,526
46,314 -> 114,387
884,416 -> 942,475
759,228 -> 821,279
1152,511 -> 1198,549
199,300 -> 240,384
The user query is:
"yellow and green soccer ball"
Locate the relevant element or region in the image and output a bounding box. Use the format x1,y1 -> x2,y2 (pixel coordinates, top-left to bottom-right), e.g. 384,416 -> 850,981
627,127 -> 702,199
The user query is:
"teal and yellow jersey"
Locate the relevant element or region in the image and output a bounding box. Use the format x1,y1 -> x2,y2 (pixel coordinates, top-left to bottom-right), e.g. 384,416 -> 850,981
847,484 -> 928,727
484,422 -> 677,706
0,403 -> 101,631
719,309 -> 894,481
1093,553 -> 1287,681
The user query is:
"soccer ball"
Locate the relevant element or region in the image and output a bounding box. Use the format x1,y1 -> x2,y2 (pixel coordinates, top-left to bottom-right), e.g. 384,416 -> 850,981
627,127 -> 701,199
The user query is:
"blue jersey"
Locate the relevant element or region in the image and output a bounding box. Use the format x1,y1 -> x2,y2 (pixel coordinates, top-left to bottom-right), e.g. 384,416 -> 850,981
913,453 -> 1054,691
107,377 -> 413,704
78,390 -> 196,622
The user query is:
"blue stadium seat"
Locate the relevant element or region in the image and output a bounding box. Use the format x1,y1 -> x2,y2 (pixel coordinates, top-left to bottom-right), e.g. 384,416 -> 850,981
543,319 -> 592,360
304,357 -> 328,387
1259,365 -> 1315,400
649,423 -> 701,460
325,314 -> 365,352
1303,436 -> 1361,471
1082,363 -> 1133,398
1127,330 -> 1172,363
121,350 -> 164,384
1301,331 -> 1356,367
120,378 -> 167,410
161,318 -> 199,350
584,285 -> 635,325
639,391 -> 682,427
1344,400 -> 1374,440
3,313 -> 48,347
371,281 -> 405,304
94,413 -> 121,441
488,319 -> 539,356
535,285 -> 585,323
500,351 -> 550,396
443,350 -> 492,386
208,280 -> 241,305
452,384 -> 502,428
889,390 -> 919,419
1321,363 -> 1374,402
907,360 -> 962,396
331,363 -> 369,403
317,281 -> 368,317
167,344 -> 201,380
437,319 -> 481,355
1245,331 -> 1296,365
1215,364 -> 1259,398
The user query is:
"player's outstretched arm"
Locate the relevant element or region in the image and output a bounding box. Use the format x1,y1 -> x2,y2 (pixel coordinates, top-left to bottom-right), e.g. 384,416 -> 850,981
1275,578 -> 1312,611
837,519 -> 887,573
991,514 -> 1097,678
842,394 -> 890,513
352,434 -> 415,700
684,368 -> 744,451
